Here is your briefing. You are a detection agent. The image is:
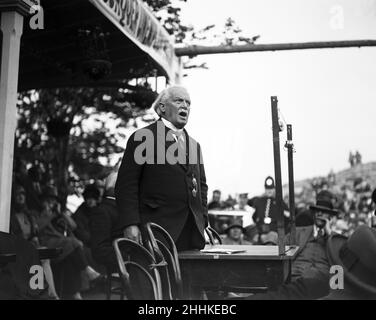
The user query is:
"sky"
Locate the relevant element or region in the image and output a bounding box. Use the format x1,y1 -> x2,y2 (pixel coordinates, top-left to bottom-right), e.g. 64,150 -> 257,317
168,0 -> 376,197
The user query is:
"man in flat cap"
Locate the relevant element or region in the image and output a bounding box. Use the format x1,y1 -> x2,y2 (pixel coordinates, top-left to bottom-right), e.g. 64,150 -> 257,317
115,86 -> 209,251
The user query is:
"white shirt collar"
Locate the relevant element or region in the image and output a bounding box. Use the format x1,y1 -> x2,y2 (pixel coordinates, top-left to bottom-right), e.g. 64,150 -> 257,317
161,117 -> 184,133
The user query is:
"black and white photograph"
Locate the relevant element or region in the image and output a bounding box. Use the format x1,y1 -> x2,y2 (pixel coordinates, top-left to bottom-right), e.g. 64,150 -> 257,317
0,0 -> 376,306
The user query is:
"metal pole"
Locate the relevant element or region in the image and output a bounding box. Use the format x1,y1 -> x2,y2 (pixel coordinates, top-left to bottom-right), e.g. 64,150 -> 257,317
286,125 -> 296,246
271,96 -> 285,255
175,40 -> 376,57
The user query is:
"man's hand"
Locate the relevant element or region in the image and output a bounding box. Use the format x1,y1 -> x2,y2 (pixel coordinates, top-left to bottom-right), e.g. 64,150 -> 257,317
323,218 -> 332,236
124,225 -> 141,243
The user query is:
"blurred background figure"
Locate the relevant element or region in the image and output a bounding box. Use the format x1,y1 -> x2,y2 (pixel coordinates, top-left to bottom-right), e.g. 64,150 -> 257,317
349,151 -> 355,168
73,184 -> 101,247
10,185 -> 58,299
371,188 -> 376,228
90,171 -> 121,273
250,176 -> 290,244
35,186 -> 102,299
234,193 -> 254,227
355,150 -> 362,165
222,220 -> 252,245
208,189 -> 223,210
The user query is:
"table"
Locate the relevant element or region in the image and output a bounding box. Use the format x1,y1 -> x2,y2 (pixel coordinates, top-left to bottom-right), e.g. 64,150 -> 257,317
179,244 -> 299,299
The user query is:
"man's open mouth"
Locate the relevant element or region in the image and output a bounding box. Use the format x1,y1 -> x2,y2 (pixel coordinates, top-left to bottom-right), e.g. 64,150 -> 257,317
178,110 -> 188,117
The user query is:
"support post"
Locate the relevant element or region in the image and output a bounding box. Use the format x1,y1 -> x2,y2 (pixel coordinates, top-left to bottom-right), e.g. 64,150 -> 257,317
271,96 -> 285,255
286,124 -> 296,246
0,11 -> 24,232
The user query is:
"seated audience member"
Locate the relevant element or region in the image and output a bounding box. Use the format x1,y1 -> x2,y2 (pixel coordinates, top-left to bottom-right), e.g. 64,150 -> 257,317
323,225 -> 376,300
10,185 -> 58,299
289,190 -> 338,281
247,190 -> 340,300
90,171 -> 121,272
0,232 -> 50,299
35,187 -> 102,299
208,190 -> 223,210
222,221 -> 252,245
247,225 -> 376,300
73,184 -> 101,247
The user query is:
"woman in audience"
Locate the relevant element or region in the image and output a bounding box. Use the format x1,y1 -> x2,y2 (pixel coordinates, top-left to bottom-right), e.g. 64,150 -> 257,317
10,185 -> 58,299
35,186 -> 102,299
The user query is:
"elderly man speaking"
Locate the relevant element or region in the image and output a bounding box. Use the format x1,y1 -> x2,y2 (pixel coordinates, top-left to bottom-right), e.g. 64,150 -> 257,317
115,86 -> 209,251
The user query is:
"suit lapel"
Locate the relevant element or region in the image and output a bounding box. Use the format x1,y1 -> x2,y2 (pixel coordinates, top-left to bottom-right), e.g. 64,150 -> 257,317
295,225 -> 314,256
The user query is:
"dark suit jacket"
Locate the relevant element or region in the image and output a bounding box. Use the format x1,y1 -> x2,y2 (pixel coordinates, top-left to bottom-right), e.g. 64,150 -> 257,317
115,119 -> 208,243
290,225 -> 330,280
72,202 -> 92,246
89,197 -> 121,271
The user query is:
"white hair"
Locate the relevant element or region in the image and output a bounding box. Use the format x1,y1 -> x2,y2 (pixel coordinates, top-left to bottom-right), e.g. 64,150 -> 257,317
152,86 -> 188,116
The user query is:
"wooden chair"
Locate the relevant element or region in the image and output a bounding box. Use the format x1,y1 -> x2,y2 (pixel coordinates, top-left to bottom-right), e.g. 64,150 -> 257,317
144,222 -> 183,299
205,226 -> 222,245
105,271 -> 125,300
113,238 -> 163,300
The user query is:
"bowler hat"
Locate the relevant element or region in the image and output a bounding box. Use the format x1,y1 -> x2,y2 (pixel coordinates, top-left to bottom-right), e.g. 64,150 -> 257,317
264,176 -> 275,190
309,190 -> 339,215
326,225 -> 376,296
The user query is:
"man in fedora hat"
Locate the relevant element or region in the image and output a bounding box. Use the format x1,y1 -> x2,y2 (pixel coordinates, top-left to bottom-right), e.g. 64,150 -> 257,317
222,220 -> 252,245
290,190 -> 339,280
246,190 -> 339,300
246,224 -> 376,300
323,224 -> 376,299
249,188 -> 338,293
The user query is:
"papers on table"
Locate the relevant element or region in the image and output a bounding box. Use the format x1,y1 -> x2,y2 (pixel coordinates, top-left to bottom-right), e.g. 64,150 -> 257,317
200,248 -> 246,254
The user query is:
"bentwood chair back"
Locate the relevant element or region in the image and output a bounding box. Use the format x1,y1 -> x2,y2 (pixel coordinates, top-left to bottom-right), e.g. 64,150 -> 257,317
205,226 -> 222,245
113,238 -> 163,300
143,223 -> 183,300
